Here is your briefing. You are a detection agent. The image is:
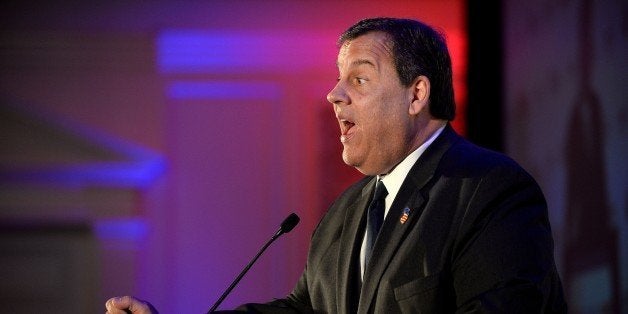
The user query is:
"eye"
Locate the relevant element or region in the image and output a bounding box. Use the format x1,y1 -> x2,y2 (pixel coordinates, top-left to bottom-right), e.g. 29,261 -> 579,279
355,77 -> 367,85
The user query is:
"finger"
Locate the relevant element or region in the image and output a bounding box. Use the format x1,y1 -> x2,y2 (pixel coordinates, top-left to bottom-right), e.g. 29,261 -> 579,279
105,297 -> 121,313
106,295 -> 156,314
125,296 -> 151,314
105,296 -> 148,314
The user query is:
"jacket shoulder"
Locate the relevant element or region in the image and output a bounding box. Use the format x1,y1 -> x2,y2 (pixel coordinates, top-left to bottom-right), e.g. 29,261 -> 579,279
439,136 -> 535,182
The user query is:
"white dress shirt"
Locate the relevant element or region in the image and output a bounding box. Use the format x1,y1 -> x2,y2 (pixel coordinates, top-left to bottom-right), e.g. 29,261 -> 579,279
360,125 -> 445,279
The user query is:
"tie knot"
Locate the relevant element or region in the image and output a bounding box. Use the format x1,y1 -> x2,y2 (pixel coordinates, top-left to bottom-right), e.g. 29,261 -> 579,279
373,180 -> 388,201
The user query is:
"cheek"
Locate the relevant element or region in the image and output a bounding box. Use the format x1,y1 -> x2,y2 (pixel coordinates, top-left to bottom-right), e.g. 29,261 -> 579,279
358,89 -> 408,139
375,104 -> 411,143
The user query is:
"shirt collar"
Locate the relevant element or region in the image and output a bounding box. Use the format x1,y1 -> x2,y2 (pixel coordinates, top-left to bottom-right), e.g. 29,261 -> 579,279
378,124 -> 445,215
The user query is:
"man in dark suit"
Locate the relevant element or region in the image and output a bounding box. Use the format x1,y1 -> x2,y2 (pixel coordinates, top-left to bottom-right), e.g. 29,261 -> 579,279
106,17 -> 567,313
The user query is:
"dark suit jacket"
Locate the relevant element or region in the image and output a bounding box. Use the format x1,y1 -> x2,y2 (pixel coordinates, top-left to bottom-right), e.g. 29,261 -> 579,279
235,124 -> 567,313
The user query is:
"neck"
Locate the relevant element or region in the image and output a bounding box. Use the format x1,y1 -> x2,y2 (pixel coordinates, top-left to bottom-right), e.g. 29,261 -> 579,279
407,119 -> 447,156
380,119 -> 447,176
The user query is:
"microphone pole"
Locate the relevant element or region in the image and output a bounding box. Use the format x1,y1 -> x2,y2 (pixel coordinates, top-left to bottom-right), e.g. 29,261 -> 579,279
207,213 -> 300,313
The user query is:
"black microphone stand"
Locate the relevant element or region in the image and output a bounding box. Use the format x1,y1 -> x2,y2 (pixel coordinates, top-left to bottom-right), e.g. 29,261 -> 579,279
207,213 -> 299,313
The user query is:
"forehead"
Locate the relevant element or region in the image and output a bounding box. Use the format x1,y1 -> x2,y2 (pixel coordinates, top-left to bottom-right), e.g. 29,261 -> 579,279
337,31 -> 393,68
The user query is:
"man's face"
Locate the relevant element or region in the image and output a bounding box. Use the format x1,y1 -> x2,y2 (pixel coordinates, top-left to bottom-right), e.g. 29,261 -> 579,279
327,32 -> 416,175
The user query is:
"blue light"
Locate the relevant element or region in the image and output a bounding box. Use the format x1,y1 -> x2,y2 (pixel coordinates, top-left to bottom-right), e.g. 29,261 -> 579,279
94,218 -> 149,241
157,29 -> 332,73
167,81 -> 281,100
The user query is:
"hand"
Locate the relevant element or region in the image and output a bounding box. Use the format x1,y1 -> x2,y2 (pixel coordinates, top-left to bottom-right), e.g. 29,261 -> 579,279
105,296 -> 159,314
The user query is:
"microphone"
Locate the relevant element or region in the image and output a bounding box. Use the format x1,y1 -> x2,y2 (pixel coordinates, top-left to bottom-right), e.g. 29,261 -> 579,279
207,213 -> 300,313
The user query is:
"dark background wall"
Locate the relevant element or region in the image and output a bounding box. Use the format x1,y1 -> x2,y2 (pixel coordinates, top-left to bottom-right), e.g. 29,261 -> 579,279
468,0 -> 627,312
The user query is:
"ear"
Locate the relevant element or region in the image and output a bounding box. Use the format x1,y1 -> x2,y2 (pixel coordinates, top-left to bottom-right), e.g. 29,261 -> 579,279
408,75 -> 430,116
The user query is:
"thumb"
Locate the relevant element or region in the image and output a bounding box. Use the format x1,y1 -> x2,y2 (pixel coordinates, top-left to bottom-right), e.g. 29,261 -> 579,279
106,295 -> 156,314
105,296 -> 134,310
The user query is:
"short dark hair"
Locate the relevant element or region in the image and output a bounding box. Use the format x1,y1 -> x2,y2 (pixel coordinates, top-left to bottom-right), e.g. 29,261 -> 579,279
339,17 -> 456,120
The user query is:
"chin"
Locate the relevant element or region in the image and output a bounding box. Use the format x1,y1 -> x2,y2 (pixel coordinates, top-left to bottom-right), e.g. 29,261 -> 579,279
354,161 -> 392,176
357,168 -> 380,176
342,155 -> 363,172
351,162 -> 379,176
341,151 -> 352,165
342,153 -> 378,175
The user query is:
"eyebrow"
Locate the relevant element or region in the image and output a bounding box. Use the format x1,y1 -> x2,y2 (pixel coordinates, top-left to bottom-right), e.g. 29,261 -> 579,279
336,59 -> 377,69
351,59 -> 376,68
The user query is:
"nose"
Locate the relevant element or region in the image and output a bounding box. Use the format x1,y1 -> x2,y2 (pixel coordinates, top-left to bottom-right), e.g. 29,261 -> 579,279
326,81 -> 349,106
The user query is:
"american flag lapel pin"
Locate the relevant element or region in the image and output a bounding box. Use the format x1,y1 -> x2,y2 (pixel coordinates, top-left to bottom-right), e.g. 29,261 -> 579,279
400,207 -> 411,224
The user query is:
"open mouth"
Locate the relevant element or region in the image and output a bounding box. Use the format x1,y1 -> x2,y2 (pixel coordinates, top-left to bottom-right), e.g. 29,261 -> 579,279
340,119 -> 355,142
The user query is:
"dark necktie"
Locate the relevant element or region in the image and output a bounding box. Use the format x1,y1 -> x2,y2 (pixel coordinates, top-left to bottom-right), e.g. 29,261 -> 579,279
364,180 -> 388,271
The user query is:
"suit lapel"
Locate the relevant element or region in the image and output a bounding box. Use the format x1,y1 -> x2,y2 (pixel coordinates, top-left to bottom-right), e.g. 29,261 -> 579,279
357,124 -> 460,313
337,178 -> 376,314
357,185 -> 427,313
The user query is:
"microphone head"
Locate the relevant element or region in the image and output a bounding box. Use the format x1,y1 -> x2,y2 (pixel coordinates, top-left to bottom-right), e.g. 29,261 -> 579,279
280,213 -> 300,234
